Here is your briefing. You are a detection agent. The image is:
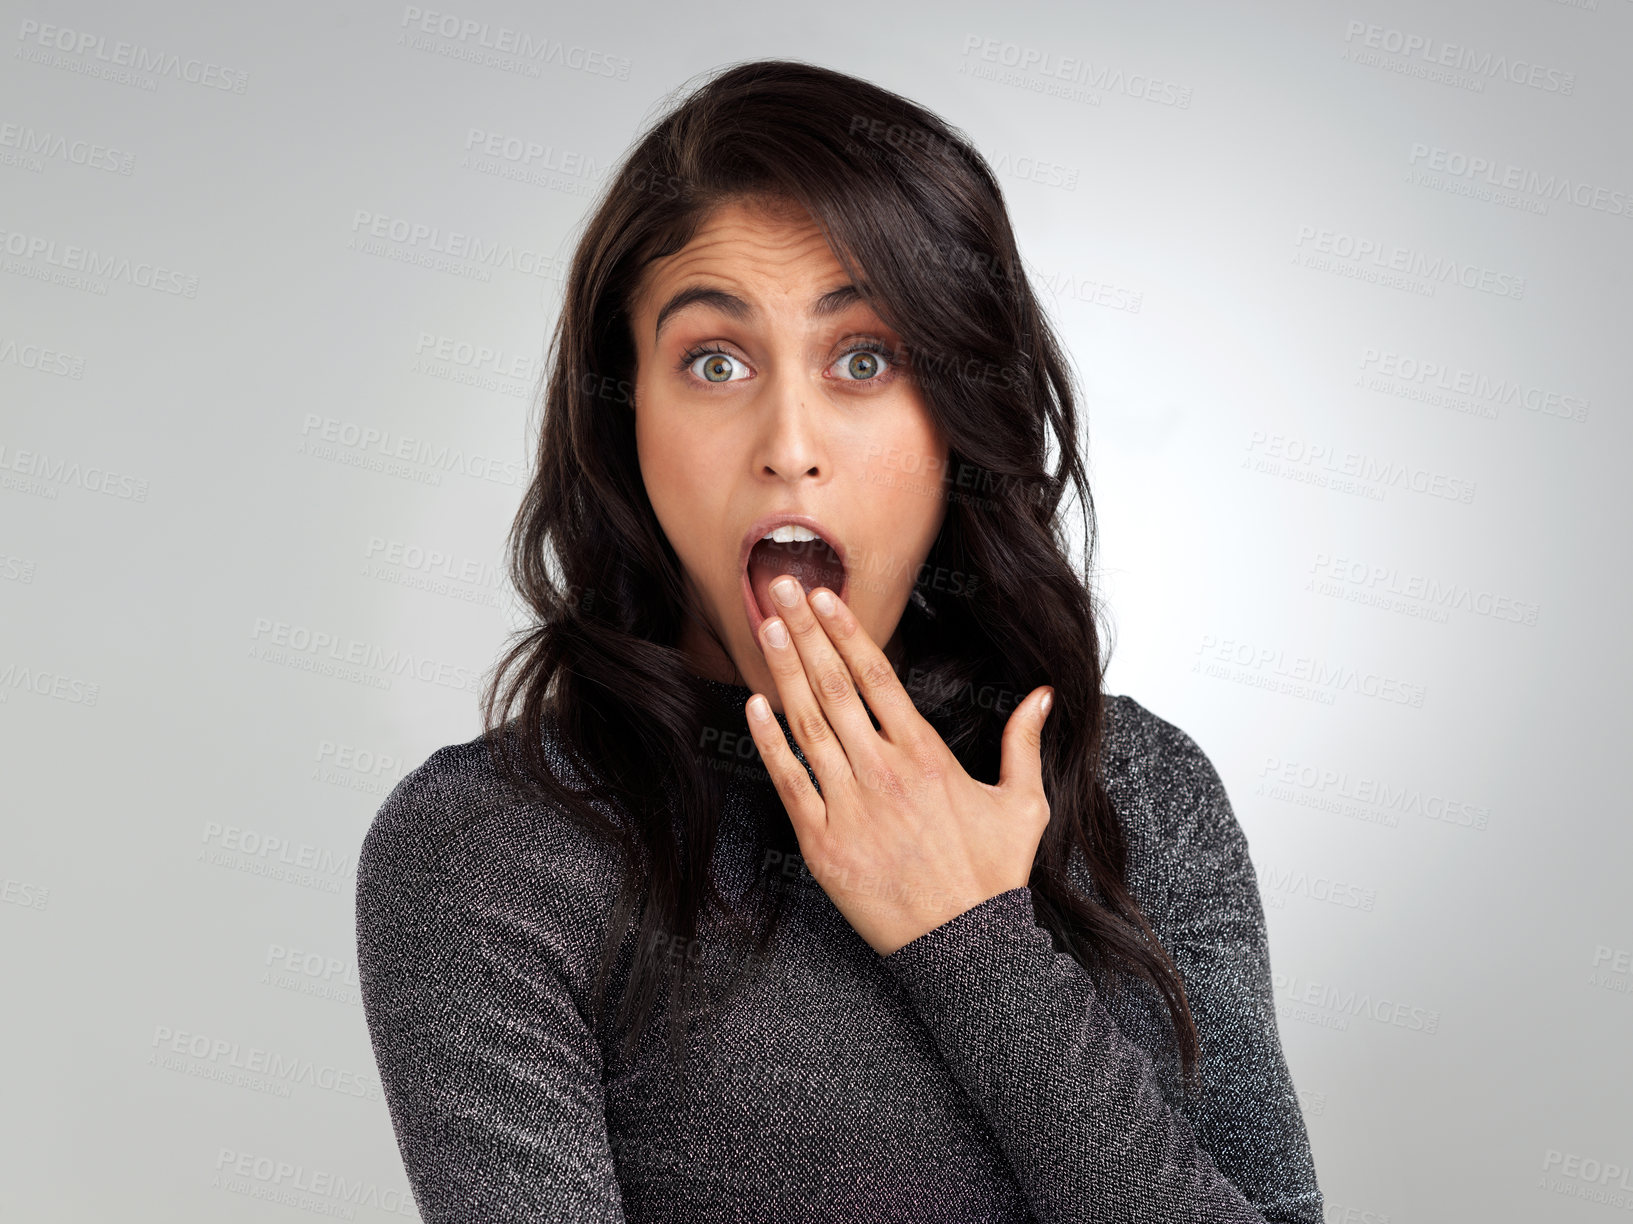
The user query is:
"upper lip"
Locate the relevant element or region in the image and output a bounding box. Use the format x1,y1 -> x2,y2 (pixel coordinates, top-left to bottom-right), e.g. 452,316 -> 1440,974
738,512 -> 849,584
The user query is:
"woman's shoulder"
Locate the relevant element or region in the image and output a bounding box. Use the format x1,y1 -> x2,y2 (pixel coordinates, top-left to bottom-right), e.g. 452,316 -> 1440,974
355,725 -> 629,942
1099,692 -> 1233,805
1097,692 -> 1253,921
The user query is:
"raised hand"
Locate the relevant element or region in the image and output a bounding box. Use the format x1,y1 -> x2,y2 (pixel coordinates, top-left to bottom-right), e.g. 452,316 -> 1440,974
744,574 -> 1054,956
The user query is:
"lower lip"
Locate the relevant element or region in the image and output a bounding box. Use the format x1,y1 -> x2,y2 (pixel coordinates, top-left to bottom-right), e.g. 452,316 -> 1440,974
741,560 -> 850,645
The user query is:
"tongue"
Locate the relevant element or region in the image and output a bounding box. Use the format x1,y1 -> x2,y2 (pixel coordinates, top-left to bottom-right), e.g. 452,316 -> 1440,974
748,537 -> 845,618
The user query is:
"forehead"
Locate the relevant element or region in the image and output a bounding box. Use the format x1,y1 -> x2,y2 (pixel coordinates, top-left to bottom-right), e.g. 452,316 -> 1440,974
634,197 -> 853,312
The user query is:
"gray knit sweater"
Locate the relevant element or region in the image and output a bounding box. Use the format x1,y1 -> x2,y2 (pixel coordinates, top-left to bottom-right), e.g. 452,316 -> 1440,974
355,680 -> 1324,1222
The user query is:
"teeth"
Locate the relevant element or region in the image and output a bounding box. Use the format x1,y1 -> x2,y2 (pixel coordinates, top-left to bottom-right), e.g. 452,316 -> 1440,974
762,524 -> 822,544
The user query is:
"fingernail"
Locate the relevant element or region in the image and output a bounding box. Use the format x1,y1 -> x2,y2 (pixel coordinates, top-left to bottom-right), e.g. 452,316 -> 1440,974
810,589 -> 835,615
772,576 -> 801,607
764,618 -> 788,648
1040,689 -> 1053,717
749,695 -> 772,721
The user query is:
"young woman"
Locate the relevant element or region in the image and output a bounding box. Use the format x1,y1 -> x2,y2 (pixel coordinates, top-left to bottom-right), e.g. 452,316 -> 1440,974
356,59 -> 1325,1223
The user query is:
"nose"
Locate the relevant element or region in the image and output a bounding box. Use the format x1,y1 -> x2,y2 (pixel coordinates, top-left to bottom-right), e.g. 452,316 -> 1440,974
754,373 -> 826,483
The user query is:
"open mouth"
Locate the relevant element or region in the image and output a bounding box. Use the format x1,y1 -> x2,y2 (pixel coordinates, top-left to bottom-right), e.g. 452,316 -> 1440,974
739,516 -> 849,637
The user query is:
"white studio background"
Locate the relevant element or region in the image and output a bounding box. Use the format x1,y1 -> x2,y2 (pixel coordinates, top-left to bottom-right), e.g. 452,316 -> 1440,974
2,1 -> 1628,1220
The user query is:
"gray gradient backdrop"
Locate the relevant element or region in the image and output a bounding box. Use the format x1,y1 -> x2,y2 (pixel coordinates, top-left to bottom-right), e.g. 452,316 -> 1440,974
3,1 -> 1628,1220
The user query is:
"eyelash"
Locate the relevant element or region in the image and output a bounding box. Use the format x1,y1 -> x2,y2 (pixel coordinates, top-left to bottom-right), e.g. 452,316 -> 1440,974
675,337 -> 904,386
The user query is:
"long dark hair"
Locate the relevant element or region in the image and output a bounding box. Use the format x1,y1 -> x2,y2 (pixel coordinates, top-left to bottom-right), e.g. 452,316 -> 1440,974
479,57 -> 1202,1088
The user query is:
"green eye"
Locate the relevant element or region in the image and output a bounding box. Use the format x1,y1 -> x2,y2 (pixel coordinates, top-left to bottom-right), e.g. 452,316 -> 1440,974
675,338 -> 902,387
829,339 -> 898,383
699,353 -> 737,383
679,348 -> 747,383
843,351 -> 879,380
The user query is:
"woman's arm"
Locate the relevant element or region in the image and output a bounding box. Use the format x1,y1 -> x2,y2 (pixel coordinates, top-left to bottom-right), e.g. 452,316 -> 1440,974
878,705 -> 1324,1224
355,754 -> 627,1223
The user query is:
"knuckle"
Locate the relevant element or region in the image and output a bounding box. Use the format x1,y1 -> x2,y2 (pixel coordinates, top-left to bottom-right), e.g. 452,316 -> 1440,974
857,655 -> 896,693
884,687 -> 921,721
825,608 -> 856,638
790,613 -> 824,641
801,827 -> 829,860
907,736 -> 944,781
864,762 -> 908,800
817,666 -> 852,702
795,709 -> 832,745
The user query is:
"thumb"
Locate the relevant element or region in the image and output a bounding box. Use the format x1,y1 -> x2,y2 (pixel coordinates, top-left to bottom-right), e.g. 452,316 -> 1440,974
997,686 -> 1053,793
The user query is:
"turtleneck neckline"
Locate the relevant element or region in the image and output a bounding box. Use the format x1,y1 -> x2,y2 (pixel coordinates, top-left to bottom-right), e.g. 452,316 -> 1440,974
689,673 -> 801,742
692,674 -> 756,701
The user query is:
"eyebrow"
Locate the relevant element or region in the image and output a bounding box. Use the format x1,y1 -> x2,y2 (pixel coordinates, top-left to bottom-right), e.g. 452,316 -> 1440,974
652,282 -> 869,344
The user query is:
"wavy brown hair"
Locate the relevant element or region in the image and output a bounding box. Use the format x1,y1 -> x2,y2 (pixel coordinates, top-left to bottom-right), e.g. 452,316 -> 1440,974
479,57 -> 1202,1089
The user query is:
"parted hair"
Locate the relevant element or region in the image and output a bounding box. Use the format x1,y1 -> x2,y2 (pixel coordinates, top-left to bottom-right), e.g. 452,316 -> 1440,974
479,57 -> 1202,1088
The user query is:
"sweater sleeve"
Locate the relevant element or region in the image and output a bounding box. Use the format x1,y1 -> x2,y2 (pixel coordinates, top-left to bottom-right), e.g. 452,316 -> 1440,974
878,712 -> 1323,1224
355,753 -> 627,1223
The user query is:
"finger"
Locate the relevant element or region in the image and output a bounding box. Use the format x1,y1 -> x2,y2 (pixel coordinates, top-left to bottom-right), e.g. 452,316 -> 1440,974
744,692 -> 826,834
805,585 -> 924,745
998,686 -> 1054,800
757,610 -> 857,802
765,574 -> 882,763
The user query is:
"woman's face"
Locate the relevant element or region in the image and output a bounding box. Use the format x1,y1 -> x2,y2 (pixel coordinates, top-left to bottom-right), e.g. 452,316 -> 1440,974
628,195 -> 949,711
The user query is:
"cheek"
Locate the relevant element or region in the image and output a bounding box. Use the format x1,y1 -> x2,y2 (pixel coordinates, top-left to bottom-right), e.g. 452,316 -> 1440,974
846,419 -> 947,611
860,421 -> 946,521
634,398 -> 690,509
634,403 -> 728,577
633,408 -> 685,547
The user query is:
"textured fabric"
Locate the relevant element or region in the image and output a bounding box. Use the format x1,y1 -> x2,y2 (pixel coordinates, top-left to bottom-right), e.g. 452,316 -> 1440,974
355,682 -> 1325,1223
